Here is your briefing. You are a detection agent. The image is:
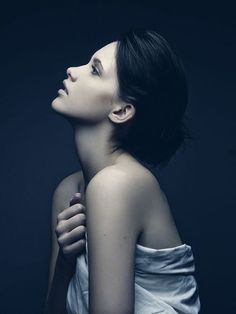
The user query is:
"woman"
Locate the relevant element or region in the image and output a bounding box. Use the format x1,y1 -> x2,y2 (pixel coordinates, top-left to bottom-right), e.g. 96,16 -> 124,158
46,27 -> 201,314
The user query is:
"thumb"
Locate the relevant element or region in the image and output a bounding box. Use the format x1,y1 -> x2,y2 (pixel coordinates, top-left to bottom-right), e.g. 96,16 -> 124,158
69,193 -> 82,206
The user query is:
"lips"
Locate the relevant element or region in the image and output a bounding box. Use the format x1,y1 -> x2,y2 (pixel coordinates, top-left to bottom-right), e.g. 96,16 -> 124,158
63,80 -> 68,94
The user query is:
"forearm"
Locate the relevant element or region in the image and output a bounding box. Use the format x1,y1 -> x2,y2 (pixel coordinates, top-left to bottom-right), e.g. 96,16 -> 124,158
44,250 -> 76,314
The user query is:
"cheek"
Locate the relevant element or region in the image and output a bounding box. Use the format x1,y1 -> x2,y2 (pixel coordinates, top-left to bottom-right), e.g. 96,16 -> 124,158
67,82 -> 114,120
69,82 -> 113,111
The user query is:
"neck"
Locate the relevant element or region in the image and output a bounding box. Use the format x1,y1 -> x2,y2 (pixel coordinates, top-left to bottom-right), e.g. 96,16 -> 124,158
72,121 -> 126,193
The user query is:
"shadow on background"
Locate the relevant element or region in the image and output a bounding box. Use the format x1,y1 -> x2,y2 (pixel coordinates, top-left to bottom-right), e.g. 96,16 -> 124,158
0,1 -> 235,313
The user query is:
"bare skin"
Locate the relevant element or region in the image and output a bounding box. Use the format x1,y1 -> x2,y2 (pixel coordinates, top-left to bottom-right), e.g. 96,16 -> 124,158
55,192 -> 86,261
47,40 -> 183,313
56,161 -> 183,260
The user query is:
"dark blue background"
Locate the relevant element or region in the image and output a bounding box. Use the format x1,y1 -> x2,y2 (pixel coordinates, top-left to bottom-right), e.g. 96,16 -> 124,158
0,1 -> 235,313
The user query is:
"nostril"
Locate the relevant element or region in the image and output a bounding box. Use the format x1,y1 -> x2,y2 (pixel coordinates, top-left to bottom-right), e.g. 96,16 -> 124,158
66,68 -> 72,81
67,67 -> 77,82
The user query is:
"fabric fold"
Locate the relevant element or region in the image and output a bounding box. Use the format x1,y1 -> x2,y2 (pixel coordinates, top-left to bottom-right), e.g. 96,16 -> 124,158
66,233 -> 201,314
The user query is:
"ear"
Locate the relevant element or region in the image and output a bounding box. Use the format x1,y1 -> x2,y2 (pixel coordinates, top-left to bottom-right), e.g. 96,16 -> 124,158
108,103 -> 136,124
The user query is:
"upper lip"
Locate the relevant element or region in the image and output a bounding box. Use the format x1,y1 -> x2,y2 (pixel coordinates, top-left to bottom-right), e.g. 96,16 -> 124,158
63,80 -> 69,94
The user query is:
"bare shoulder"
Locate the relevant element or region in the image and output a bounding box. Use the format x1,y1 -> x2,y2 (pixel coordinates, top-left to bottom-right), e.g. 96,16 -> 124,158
89,163 -> 137,184
86,163 -> 183,249
85,164 -> 161,215
88,163 -> 160,194
85,166 -> 131,203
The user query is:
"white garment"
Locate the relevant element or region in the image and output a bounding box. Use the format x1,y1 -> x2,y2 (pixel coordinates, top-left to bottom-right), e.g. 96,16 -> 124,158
66,233 -> 201,314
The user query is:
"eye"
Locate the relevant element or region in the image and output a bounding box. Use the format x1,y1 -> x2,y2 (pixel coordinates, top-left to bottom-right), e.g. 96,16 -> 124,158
91,64 -> 100,76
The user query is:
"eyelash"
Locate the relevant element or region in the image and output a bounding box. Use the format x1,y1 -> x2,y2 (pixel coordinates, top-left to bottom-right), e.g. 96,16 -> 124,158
91,64 -> 100,76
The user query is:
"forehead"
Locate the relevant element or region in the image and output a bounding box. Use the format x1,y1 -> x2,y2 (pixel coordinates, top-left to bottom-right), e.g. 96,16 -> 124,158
93,41 -> 117,77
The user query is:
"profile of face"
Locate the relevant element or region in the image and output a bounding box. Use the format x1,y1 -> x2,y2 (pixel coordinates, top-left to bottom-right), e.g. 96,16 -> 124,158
51,41 -> 135,125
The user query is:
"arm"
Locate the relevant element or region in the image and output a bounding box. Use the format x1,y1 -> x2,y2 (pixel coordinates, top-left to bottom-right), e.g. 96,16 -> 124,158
44,171 -> 83,314
85,168 -> 143,314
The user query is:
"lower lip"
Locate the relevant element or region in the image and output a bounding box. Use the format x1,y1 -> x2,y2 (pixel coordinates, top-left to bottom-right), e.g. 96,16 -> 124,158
58,89 -> 67,95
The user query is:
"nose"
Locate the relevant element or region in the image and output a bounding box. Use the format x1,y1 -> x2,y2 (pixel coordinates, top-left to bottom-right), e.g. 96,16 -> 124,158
67,67 -> 77,81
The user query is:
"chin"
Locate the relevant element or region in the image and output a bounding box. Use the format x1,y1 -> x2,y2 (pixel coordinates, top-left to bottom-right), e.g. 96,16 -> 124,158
51,96 -> 66,113
51,98 -> 76,123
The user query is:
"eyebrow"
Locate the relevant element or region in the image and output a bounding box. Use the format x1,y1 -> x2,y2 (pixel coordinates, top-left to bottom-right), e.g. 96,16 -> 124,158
90,55 -> 104,73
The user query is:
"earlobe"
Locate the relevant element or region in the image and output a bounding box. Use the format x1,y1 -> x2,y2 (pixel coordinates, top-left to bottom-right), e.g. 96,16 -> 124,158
108,104 -> 135,124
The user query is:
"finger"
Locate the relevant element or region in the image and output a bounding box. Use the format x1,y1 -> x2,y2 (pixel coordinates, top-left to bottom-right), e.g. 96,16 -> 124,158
58,225 -> 86,246
58,203 -> 85,222
69,193 -> 83,206
61,238 -> 86,258
56,212 -> 86,235
65,213 -> 86,232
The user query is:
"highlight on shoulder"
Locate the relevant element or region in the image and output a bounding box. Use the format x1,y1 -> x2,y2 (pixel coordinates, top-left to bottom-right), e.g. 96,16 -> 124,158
84,164 -> 161,212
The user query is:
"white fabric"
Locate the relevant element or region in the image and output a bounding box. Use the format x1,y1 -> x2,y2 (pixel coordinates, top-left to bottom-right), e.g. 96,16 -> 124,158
66,232 -> 201,314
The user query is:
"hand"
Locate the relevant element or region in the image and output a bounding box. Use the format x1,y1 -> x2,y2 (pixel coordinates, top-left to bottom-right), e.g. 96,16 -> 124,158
55,193 -> 86,262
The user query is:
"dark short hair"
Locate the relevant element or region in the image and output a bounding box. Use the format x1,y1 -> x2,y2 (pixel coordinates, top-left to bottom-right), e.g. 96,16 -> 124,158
110,27 -> 194,169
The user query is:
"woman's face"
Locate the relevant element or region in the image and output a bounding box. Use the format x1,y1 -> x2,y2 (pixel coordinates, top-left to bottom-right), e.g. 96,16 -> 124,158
51,41 -> 121,123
